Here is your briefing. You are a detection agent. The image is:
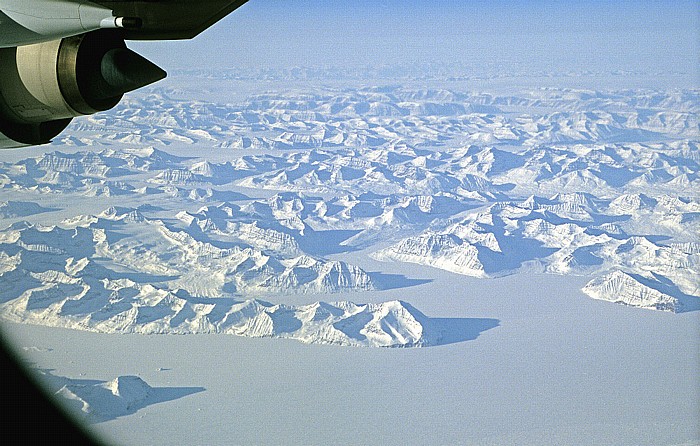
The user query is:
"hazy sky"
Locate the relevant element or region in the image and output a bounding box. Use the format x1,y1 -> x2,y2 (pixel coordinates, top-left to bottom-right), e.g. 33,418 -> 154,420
131,0 -> 698,77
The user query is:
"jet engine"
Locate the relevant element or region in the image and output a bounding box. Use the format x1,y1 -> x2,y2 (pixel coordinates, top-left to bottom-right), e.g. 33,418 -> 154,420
0,30 -> 165,147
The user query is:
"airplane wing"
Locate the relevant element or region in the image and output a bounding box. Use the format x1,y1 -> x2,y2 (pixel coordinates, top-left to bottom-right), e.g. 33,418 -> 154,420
92,0 -> 250,40
0,0 -> 250,148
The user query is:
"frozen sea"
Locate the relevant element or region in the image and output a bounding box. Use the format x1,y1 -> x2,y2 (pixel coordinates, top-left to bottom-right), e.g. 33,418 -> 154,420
4,264 -> 699,445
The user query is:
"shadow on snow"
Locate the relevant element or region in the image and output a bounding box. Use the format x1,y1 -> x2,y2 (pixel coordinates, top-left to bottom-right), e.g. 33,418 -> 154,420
427,317 -> 500,346
367,272 -> 432,290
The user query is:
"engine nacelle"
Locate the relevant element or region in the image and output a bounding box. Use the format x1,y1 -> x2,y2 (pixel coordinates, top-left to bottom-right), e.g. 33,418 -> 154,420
0,30 -> 165,148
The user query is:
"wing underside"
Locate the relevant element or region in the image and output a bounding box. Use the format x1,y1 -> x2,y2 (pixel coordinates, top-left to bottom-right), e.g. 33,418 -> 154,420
93,0 -> 249,40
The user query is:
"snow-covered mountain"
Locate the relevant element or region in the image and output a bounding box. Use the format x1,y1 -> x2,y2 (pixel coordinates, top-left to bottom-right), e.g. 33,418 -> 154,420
31,370 -> 204,423
0,82 -> 697,335
0,210 -> 375,297
375,193 -> 699,312
52,85 -> 699,148
0,217 -> 473,347
582,269 -> 699,313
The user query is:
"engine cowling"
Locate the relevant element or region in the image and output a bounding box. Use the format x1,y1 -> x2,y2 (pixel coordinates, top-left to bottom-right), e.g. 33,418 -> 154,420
0,30 -> 165,148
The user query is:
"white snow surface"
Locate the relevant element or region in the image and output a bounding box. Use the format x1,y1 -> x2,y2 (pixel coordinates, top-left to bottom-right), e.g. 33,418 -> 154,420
0,71 -> 698,444
2,84 -> 696,314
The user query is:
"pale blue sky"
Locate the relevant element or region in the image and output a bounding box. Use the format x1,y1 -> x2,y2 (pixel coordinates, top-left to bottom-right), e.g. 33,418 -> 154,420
131,1 -> 698,79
